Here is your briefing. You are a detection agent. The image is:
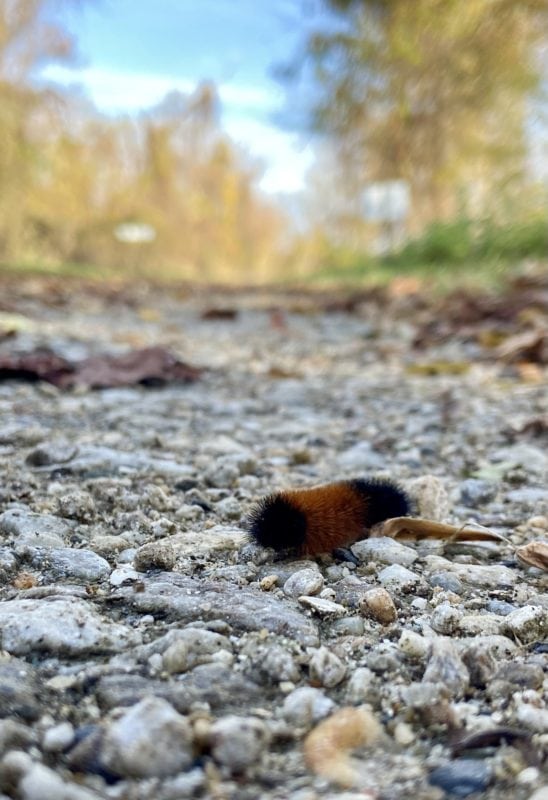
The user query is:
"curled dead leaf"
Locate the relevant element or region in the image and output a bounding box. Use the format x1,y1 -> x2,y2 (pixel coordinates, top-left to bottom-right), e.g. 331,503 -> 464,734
303,706 -> 381,787
516,541 -> 548,571
372,516 -> 507,544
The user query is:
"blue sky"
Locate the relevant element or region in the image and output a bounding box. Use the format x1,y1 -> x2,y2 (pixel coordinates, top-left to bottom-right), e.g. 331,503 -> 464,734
40,0 -> 328,194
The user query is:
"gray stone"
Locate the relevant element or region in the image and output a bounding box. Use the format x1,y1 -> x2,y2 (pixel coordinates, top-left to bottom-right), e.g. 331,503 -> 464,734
459,613 -> 502,636
31,445 -> 194,479
378,564 -> 422,592
134,541 -> 176,572
428,571 -> 464,594
298,596 -> 346,617
115,573 -> 319,647
210,715 -> 270,771
431,603 -> 462,635
429,759 -> 492,797
487,599 -> 516,616
493,444 -> 548,477
0,719 -> 36,755
55,491 -> 95,522
29,548 -> 110,582
460,479 -> 497,507
398,630 -> 430,661
345,667 -> 376,703
101,696 -> 193,778
493,661 -> 544,690
20,761 -> 100,800
336,441 -> 384,470
283,568 -> 324,598
308,646 -> 346,687
0,658 -> 41,721
424,556 -> 517,588
134,628 -> 232,672
507,488 -> 548,505
95,664 -> 262,714
25,440 -> 78,466
504,605 -> 548,643
0,598 -> 140,656
330,616 -> 365,636
406,474 -> 450,520
352,537 -> 418,567
282,687 -> 335,727
42,722 -> 75,753
0,510 -> 74,550
423,637 -> 469,698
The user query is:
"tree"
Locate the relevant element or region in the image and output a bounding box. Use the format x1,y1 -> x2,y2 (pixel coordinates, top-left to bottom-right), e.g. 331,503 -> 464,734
0,0 -> 78,259
305,0 -> 548,229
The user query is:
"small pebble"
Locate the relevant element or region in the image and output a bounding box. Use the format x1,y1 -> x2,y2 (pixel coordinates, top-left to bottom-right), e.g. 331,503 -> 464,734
429,759 -> 492,797
407,474 -> 450,519
309,646 -> 346,688
345,667 -> 376,703
398,630 -> 429,661
210,715 -> 270,771
101,696 -> 193,778
134,542 -> 176,572
431,603 -> 462,635
359,587 -> 397,624
394,721 -> 415,745
504,606 -> 548,643
42,721 -> 75,753
378,564 -> 422,592
298,596 -> 346,617
284,568 -> 324,598
428,571 -> 464,594
282,687 -> 335,727
260,574 -> 279,591
459,479 -> 497,507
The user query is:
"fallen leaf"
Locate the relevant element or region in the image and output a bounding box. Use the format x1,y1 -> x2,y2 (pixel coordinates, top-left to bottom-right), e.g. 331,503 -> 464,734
516,541 -> 548,571
201,307 -> 238,320
372,516 -> 507,544
496,328 -> 548,364
0,346 -> 201,389
304,707 -> 382,788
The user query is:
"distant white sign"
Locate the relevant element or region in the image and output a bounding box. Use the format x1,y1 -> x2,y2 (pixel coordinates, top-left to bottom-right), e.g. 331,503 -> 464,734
362,180 -> 410,223
114,222 -> 157,244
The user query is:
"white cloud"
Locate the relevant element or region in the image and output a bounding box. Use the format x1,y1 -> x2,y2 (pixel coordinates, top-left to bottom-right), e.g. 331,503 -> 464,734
40,65 -> 280,115
224,115 -> 314,193
38,64 -> 309,193
41,65 -> 313,193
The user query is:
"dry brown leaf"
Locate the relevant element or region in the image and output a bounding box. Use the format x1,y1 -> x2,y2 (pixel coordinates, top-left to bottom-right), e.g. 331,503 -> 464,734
304,706 -> 382,788
12,571 -> 38,589
372,516 -> 506,543
406,361 -> 470,377
496,328 -> 548,364
515,541 -> 548,571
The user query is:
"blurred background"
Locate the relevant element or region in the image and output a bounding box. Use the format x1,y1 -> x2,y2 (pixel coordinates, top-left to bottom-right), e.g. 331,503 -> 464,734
1,0 -> 548,287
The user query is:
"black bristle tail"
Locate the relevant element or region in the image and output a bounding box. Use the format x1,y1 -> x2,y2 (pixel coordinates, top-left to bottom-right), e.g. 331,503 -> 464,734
247,494 -> 307,552
349,478 -> 412,527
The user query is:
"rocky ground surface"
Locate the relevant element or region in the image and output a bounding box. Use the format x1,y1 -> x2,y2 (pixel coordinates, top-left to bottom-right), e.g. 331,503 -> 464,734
0,275 -> 546,800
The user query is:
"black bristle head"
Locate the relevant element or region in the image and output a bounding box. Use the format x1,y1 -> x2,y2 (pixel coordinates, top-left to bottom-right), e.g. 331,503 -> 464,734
247,493 -> 307,551
349,478 -> 412,527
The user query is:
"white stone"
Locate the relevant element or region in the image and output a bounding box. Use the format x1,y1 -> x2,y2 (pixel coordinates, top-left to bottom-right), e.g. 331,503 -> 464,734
210,715 -> 270,770
282,687 -> 335,727
0,598 -> 140,656
42,722 -> 74,753
298,596 -> 346,617
284,568 -> 324,598
101,696 -> 193,778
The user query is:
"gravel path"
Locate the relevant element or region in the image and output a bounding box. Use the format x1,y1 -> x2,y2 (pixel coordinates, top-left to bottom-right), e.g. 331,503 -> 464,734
0,280 -> 546,800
